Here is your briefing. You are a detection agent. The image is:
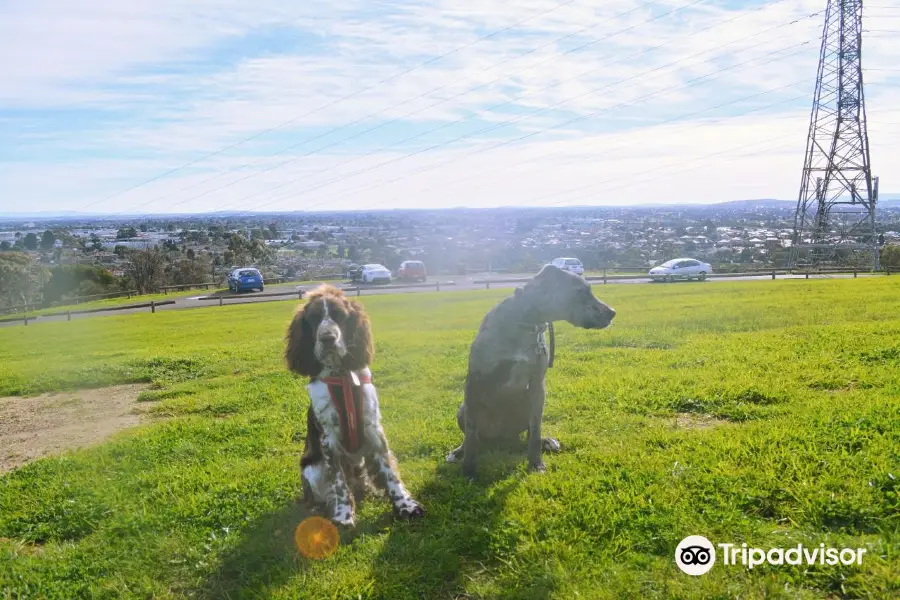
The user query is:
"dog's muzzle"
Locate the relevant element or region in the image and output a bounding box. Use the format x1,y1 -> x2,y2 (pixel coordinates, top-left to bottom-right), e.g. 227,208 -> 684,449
315,320 -> 346,360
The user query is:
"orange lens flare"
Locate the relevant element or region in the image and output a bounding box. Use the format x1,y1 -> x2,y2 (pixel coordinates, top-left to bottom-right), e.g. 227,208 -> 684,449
294,516 -> 340,560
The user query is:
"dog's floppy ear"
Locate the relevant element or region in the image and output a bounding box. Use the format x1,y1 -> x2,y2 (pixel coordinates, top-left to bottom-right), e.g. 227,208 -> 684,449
342,299 -> 374,371
286,304 -> 323,377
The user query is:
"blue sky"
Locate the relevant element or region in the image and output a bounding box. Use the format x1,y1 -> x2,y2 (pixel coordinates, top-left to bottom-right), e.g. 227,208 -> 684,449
0,0 -> 898,214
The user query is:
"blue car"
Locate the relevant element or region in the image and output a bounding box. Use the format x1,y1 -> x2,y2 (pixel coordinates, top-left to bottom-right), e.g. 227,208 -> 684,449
228,267 -> 264,293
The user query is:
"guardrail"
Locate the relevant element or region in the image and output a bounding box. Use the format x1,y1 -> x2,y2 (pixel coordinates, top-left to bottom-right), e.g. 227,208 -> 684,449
3,269 -> 892,327
472,268 -> 892,288
0,300 -> 177,325
0,289 -> 142,316
194,280 -> 458,305
160,283 -> 218,293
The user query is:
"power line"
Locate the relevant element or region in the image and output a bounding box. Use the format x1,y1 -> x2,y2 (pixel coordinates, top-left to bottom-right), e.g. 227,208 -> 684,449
379,84 -> 811,212
542,131 -> 899,209
112,0 -> 709,218
215,14 -> 822,217
72,0 -> 586,212
280,42 -> 816,215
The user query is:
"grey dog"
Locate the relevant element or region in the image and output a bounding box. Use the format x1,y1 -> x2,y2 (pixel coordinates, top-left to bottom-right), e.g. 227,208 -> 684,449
446,264 -> 616,478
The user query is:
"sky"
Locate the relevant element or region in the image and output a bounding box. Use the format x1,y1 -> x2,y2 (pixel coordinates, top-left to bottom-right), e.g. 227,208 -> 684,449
1,0 -> 898,215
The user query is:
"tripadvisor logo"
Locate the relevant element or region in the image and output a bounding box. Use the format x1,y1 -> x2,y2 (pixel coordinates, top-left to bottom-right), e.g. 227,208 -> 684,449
675,535 -> 716,576
675,536 -> 867,576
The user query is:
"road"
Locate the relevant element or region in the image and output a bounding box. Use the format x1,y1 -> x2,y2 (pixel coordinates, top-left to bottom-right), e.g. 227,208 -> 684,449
1,272 -> 883,327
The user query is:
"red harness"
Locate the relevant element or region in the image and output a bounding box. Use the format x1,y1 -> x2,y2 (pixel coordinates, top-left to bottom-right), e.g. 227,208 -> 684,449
320,372 -> 371,453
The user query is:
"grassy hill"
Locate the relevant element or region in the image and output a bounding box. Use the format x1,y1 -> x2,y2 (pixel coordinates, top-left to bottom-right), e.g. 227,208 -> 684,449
0,279 -> 898,599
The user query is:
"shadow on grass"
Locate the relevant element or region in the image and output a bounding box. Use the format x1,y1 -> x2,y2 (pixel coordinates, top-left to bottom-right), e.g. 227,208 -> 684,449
366,458 -> 560,600
198,450 -> 560,600
196,501 -> 314,599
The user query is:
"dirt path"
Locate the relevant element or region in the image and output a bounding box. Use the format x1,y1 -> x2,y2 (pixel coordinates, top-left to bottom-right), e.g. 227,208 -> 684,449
0,384 -> 158,474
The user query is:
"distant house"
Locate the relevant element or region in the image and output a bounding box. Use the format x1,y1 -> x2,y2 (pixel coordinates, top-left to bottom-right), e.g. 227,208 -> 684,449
295,241 -> 324,250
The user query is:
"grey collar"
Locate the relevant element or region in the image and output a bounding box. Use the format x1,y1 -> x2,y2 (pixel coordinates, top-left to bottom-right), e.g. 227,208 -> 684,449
514,321 -> 555,369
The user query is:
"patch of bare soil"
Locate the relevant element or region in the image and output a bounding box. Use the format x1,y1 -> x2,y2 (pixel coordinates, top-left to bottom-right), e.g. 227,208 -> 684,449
673,412 -> 728,430
0,384 -> 158,474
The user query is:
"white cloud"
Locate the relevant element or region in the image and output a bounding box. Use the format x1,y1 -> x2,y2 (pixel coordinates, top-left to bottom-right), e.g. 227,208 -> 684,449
0,0 -> 897,214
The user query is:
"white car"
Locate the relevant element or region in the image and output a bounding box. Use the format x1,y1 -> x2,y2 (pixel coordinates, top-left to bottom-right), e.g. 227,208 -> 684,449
360,263 -> 392,284
549,257 -> 585,276
649,258 -> 712,282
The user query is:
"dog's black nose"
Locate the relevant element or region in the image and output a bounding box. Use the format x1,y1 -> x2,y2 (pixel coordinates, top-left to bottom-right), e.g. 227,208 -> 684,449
607,307 -> 616,319
320,331 -> 337,345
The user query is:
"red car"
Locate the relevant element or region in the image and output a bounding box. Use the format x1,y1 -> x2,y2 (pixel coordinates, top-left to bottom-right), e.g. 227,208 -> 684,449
397,260 -> 427,282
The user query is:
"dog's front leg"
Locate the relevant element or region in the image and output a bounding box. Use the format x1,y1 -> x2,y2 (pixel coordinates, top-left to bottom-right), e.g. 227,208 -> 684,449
364,424 -> 424,519
320,435 -> 357,526
525,377 -> 547,473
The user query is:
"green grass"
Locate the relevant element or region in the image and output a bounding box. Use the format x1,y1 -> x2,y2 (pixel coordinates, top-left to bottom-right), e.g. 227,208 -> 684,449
0,279 -> 898,599
24,288 -> 228,317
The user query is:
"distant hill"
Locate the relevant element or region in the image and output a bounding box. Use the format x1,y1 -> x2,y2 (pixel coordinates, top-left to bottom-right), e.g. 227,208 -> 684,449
708,199 -> 795,209
1,196 -> 897,220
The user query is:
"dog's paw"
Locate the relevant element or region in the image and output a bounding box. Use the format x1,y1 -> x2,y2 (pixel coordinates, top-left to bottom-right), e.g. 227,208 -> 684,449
541,437 -> 562,453
332,516 -> 355,528
528,461 -> 547,474
331,506 -> 356,528
395,498 -> 425,520
445,447 -> 463,463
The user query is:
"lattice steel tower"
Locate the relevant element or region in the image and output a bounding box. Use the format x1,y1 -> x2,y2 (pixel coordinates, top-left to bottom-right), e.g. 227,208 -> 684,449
789,0 -> 879,269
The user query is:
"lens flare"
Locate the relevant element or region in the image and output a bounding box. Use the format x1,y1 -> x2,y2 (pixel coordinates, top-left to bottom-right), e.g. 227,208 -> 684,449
294,516 -> 340,560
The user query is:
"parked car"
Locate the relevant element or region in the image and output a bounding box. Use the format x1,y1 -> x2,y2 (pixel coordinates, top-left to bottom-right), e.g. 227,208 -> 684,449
648,258 -> 712,282
397,260 -> 427,282
228,267 -> 264,292
549,257 -> 585,276
360,264 -> 392,284
346,264 -> 363,282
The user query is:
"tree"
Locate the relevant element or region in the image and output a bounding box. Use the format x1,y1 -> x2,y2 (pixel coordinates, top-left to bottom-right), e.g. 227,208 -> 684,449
43,265 -> 116,302
23,233 -> 38,250
0,241 -> 10,251
88,234 -> 104,252
167,255 -> 211,285
0,253 -> 41,308
40,230 -> 57,250
880,244 -> 900,268
186,248 -> 196,260
268,223 -> 279,239
125,247 -> 166,294
117,227 -> 138,240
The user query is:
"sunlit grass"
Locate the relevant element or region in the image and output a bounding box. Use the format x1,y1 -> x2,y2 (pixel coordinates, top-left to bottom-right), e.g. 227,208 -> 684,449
1,278 -> 898,599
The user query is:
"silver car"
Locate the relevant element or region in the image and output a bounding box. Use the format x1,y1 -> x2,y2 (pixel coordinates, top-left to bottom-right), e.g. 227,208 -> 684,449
649,258 -> 712,282
360,263 -> 392,284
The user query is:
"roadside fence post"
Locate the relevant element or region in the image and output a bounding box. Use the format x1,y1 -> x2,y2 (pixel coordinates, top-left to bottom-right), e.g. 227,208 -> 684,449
67,310 -> 71,322
151,301 -> 156,314
436,281 -> 441,292
771,270 -> 776,280
219,297 -> 223,307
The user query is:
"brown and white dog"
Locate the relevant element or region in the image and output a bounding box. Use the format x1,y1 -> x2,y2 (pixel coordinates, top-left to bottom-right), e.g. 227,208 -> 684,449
285,284 -> 424,526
